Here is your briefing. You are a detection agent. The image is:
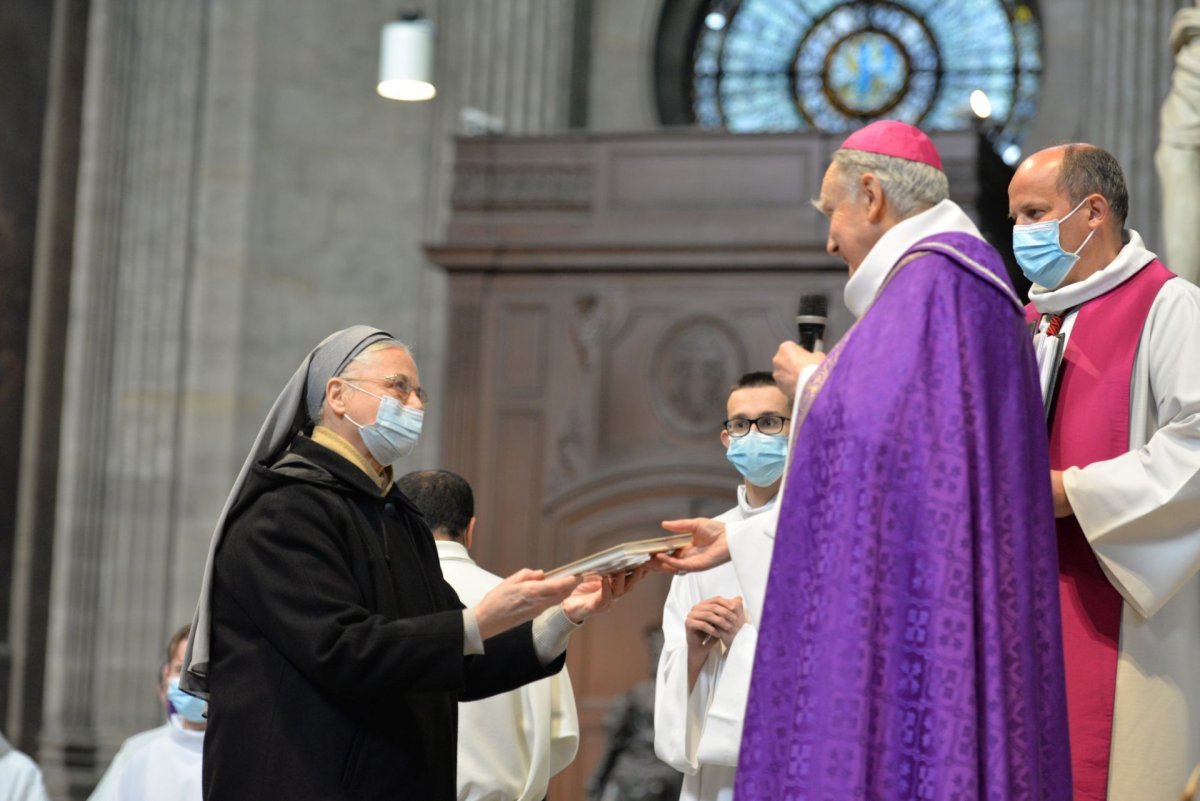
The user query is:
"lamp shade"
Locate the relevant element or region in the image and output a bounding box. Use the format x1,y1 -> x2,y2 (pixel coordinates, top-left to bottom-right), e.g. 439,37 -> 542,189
377,16 -> 436,101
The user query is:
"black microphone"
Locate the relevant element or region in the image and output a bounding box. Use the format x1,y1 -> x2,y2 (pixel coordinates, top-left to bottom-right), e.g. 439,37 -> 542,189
796,294 -> 828,353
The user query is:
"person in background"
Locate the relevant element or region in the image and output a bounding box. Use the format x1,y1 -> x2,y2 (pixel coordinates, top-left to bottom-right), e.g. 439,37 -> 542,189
90,624 -> 204,801
397,468 -> 582,801
589,627 -> 682,801
1010,143 -> 1200,801
654,371 -> 790,801
87,637 -> 176,800
0,725 -> 50,801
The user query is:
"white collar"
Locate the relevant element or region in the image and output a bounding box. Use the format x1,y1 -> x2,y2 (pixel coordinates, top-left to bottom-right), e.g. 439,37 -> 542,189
434,539 -> 473,563
1027,229 -> 1157,314
843,199 -> 984,319
736,484 -> 778,517
167,715 -> 205,751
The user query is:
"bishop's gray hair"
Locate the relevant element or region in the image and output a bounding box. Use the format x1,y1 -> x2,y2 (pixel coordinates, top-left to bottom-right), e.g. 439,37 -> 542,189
833,149 -> 949,218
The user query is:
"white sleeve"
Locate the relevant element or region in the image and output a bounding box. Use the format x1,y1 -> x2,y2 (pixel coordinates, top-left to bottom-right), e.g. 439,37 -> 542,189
694,623 -> 757,767
653,574 -> 709,774
727,509 -> 779,625
5,758 -> 51,801
547,667 -> 580,779
1063,284 -> 1200,618
86,765 -> 120,801
798,363 -> 819,389
28,769 -> 51,801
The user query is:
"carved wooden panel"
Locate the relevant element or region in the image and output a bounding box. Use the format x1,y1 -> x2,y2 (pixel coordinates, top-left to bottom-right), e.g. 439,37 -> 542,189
427,130 -> 980,800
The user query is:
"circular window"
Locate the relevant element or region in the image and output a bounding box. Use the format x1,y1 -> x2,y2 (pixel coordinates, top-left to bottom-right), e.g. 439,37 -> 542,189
662,0 -> 1042,162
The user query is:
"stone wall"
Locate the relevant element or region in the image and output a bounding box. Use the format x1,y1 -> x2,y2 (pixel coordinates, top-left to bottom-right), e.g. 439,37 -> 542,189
27,1 -> 584,795
1028,0 -> 1189,250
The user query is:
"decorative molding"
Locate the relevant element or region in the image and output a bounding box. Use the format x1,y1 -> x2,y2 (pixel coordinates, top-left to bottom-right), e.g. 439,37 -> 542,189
651,316 -> 746,438
432,131 -> 980,258
451,163 -> 594,210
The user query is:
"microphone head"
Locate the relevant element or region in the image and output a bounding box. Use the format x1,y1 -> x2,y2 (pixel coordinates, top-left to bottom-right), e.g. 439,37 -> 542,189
797,293 -> 828,318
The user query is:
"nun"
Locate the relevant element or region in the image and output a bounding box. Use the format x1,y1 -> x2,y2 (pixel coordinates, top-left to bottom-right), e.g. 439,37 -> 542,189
181,326 -> 631,801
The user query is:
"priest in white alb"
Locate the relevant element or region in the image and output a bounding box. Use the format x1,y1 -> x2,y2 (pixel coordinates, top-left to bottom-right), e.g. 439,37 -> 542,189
654,372 -> 791,801
1010,143 -> 1200,801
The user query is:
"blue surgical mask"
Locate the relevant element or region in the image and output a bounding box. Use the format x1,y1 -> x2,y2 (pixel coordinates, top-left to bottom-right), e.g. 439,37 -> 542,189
1012,197 -> 1096,290
167,677 -> 207,725
725,431 -> 788,487
345,384 -> 423,467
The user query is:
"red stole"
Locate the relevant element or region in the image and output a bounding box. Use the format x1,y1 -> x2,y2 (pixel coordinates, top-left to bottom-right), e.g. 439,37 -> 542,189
1024,260 -> 1174,801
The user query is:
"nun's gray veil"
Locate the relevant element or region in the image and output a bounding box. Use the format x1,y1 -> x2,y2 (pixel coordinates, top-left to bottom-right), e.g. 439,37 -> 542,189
181,325 -> 396,696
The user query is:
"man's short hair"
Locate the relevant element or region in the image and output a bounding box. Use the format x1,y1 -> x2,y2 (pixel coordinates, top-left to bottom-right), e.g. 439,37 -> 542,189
731,371 -> 777,392
1057,144 -> 1128,229
396,469 -> 473,540
168,623 -> 190,666
833,149 -> 949,218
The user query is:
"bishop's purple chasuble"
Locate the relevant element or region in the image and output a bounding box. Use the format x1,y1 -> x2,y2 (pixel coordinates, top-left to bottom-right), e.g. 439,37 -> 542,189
736,233 -> 1072,800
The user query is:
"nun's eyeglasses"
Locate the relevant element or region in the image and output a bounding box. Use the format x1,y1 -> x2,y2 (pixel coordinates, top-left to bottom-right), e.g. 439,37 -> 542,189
351,374 -> 429,405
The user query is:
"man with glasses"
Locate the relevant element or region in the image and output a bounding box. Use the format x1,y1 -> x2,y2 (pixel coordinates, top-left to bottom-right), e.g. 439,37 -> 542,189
654,371 -> 790,801
182,326 -> 641,801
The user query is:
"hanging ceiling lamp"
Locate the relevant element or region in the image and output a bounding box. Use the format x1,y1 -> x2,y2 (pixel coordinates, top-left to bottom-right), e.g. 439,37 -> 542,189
377,12 -> 436,102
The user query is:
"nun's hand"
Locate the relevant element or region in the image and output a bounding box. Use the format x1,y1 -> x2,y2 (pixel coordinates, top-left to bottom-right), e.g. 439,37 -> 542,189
474,569 -> 583,640
561,564 -> 650,623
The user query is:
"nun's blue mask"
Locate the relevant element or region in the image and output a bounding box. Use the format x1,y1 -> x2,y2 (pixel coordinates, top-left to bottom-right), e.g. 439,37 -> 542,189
344,383 -> 423,466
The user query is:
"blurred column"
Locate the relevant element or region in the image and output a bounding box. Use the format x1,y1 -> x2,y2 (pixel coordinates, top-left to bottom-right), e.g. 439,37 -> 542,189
37,0 -> 210,795
1157,4 -> 1200,283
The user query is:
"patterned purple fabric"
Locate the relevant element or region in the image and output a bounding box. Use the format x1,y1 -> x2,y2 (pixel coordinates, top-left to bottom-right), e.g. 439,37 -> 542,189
736,233 -> 1071,801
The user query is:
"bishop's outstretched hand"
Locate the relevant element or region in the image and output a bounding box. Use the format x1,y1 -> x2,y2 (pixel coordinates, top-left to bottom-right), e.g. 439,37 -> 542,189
653,518 -> 730,573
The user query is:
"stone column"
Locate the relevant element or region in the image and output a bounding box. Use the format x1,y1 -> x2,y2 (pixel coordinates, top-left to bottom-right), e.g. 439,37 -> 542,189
32,3 -> 589,795
38,0 -> 211,795
1031,0 -> 1183,246
7,0 -> 88,755
417,0 -> 584,463
1157,4 -> 1200,284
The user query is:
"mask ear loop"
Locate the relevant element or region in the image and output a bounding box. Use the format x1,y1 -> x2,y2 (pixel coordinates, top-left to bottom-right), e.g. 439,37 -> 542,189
340,381 -> 382,428
1071,227 -> 1096,256
1058,195 -> 1091,222
1063,197 -> 1097,256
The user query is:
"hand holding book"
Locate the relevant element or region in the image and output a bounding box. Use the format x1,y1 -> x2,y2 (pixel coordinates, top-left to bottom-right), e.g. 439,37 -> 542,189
653,518 -> 730,573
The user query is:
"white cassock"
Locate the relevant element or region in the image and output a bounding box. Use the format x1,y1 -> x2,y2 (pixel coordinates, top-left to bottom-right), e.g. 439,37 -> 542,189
654,486 -> 776,801
0,737 -> 50,801
88,715 -> 202,801
86,725 -> 169,801
435,540 -> 579,801
1030,230 -> 1200,800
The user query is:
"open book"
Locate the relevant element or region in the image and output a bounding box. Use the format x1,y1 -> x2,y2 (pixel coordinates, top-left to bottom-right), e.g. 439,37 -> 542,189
545,533 -> 692,578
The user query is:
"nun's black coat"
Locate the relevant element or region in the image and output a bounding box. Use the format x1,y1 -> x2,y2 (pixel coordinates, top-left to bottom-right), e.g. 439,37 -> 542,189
202,434 -> 562,801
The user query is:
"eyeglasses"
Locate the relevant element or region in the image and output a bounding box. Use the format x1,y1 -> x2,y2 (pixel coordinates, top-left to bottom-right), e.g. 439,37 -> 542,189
348,374 -> 429,405
722,415 -> 789,438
